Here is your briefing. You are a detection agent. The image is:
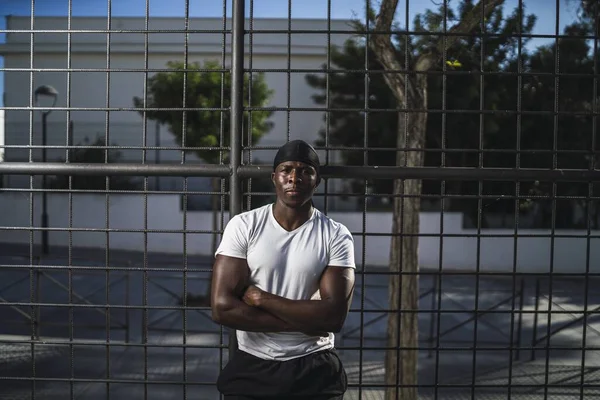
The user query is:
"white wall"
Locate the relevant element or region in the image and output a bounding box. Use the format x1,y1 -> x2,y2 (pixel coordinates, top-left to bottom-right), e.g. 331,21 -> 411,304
0,16 -> 353,208
1,16 -> 354,164
1,193 -> 598,273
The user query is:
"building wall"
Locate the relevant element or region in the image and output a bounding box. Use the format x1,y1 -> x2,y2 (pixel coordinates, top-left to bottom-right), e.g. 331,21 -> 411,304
3,51 -> 336,159
0,192 -> 597,272
1,16 -> 355,207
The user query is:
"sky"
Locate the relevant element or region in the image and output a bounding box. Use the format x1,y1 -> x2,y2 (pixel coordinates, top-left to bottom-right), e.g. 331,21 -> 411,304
0,0 -> 584,107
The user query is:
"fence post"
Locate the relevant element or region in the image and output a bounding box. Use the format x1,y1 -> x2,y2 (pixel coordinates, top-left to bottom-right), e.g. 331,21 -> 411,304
531,278 -> 541,361
427,278 -> 437,359
228,0 -> 245,356
125,265 -> 130,344
35,262 -> 42,340
515,278 -> 525,361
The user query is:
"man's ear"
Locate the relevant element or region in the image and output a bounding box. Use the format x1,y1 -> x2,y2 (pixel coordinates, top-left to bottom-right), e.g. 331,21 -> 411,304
271,172 -> 275,186
314,176 -> 321,191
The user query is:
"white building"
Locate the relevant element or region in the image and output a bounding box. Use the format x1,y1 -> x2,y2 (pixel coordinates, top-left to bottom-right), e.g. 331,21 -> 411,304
0,15 -> 355,208
1,17 -> 599,272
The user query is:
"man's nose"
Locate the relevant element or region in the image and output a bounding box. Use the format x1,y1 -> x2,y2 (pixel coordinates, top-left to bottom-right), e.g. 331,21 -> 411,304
288,169 -> 301,183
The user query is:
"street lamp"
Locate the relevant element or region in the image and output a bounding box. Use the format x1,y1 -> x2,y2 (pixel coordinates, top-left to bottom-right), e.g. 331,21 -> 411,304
34,84 -> 58,255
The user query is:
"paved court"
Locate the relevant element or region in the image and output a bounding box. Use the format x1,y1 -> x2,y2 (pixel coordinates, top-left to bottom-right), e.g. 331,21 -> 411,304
0,244 -> 599,399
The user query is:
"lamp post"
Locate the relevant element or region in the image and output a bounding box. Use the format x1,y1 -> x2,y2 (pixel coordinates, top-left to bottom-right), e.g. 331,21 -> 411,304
34,85 -> 58,255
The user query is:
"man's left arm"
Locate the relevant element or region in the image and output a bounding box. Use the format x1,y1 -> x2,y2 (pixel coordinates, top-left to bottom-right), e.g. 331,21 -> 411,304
244,265 -> 355,333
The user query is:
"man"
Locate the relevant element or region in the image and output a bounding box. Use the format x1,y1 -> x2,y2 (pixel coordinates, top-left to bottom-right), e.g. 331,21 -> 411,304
210,139 -> 356,400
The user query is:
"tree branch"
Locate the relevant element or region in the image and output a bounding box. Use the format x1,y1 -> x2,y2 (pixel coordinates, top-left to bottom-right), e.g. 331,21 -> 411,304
369,0 -> 406,104
441,0 -> 504,52
369,0 -> 505,103
416,0 -> 505,71
374,0 -> 399,34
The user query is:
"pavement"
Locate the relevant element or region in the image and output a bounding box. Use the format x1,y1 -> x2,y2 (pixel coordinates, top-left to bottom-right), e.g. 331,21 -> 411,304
0,243 -> 599,399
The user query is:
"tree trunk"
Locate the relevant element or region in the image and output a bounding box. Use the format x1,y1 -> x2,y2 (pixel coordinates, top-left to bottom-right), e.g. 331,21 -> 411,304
385,77 -> 427,400
369,2 -> 504,397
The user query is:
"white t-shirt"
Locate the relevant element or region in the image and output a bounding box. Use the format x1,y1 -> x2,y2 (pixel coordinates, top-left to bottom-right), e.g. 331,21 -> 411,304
214,203 -> 355,361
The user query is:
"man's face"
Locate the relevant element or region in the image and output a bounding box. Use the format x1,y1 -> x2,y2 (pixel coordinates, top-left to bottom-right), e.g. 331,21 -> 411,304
272,161 -> 319,208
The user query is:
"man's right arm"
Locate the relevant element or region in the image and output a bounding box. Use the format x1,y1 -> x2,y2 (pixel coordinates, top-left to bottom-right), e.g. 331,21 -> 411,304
210,254 -> 295,332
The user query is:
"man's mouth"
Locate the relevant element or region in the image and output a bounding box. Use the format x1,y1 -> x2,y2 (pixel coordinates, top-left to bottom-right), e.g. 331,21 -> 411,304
285,188 -> 302,195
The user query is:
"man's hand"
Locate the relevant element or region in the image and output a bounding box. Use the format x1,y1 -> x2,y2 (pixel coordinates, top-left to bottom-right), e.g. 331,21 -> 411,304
248,266 -> 355,333
243,285 -> 328,337
242,285 -> 264,307
211,256 -> 294,333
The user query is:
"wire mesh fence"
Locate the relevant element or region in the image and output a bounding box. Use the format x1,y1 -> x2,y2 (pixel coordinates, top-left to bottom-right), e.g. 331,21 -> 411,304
1,0 -> 600,399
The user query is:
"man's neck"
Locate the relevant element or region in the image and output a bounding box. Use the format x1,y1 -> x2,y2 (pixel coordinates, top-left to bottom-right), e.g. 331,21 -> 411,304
272,200 -> 313,232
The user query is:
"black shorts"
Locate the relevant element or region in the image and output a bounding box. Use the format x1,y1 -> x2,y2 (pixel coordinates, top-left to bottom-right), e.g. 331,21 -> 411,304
217,347 -> 347,400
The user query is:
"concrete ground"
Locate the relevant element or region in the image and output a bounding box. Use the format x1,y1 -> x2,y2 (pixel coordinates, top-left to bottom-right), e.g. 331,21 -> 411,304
0,243 -> 598,399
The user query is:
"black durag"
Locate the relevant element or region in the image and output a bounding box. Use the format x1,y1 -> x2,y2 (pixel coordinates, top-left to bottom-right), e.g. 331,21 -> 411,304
272,140 -> 321,184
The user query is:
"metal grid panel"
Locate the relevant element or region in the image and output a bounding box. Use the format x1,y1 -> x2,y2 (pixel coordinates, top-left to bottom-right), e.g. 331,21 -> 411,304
1,0 -> 600,399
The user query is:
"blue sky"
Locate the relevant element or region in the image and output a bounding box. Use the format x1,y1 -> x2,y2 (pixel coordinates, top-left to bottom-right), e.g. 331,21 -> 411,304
0,0 -> 583,106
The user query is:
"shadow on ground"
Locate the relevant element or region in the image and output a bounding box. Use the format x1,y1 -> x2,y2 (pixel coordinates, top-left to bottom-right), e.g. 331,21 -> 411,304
0,243 -> 598,399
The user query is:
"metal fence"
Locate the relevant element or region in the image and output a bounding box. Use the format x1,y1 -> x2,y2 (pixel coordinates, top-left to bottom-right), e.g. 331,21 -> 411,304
1,0 -> 600,399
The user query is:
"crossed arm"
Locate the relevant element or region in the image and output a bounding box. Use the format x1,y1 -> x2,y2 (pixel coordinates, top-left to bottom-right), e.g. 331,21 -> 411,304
210,254 -> 355,334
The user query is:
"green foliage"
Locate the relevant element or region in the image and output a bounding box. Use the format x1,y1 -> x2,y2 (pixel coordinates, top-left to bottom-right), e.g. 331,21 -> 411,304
574,0 -> 600,32
49,136 -> 142,190
307,1 -> 600,228
307,1 -> 536,215
512,18 -> 600,228
133,60 -> 275,164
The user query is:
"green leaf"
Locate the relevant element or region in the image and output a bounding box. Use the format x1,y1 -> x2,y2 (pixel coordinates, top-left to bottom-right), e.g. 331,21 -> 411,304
133,59 -> 274,164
